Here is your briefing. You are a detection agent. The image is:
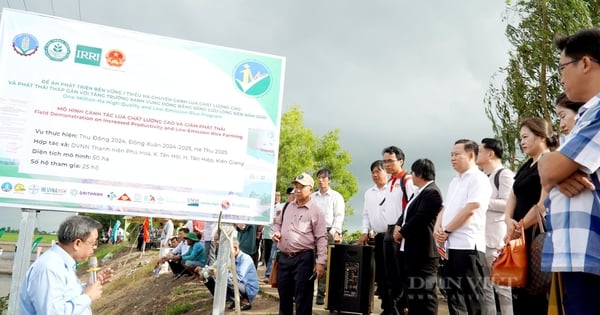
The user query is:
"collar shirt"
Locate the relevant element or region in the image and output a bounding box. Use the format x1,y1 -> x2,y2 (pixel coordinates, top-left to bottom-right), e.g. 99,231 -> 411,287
486,166 -> 515,249
442,166 -> 491,252
543,94 -> 600,276
400,180 -> 434,251
272,199 -> 328,265
182,241 -> 205,265
226,251 -> 259,303
312,188 -> 345,236
361,184 -> 388,234
19,244 -> 92,315
382,173 -> 416,225
172,240 -> 190,256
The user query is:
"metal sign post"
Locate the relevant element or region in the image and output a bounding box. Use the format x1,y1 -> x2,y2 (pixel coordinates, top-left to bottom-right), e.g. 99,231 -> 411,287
7,209 -> 38,315
212,223 -> 234,315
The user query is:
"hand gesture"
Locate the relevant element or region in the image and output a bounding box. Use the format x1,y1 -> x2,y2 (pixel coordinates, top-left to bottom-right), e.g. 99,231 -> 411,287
97,267 -> 114,285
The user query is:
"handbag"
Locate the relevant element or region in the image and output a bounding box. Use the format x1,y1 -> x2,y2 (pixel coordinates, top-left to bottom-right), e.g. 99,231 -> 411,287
526,205 -> 551,295
491,221 -> 527,287
269,253 -> 279,288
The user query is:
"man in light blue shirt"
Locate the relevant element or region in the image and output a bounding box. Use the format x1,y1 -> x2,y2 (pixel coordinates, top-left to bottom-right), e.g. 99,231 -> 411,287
198,240 -> 259,311
19,215 -> 113,314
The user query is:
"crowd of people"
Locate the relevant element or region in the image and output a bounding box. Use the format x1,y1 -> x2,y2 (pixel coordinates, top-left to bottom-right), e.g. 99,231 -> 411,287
16,27 -> 600,315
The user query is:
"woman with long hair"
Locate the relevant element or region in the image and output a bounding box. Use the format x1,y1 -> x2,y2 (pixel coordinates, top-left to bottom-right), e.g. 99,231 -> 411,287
504,117 -> 559,315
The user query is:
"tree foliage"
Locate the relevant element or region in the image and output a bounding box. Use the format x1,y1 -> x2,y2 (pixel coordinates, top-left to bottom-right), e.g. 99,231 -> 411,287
277,106 -> 359,215
485,0 -> 593,168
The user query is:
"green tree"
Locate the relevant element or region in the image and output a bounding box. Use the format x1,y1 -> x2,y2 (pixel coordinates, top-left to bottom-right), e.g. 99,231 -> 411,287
485,0 -> 593,167
85,213 -> 123,233
277,106 -> 359,215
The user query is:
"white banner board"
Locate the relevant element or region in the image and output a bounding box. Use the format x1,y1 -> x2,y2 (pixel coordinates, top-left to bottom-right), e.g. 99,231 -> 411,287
0,9 -> 285,224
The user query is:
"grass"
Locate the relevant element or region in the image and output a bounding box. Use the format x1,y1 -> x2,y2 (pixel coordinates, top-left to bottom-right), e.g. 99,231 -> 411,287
164,302 -> 195,315
78,243 -> 127,268
0,295 -> 8,314
0,232 -> 57,244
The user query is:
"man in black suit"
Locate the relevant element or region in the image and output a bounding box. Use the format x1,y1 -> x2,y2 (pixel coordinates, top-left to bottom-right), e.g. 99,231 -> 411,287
393,158 -> 443,315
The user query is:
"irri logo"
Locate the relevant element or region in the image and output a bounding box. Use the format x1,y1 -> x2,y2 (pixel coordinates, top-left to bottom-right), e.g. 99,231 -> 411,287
74,45 -> 102,66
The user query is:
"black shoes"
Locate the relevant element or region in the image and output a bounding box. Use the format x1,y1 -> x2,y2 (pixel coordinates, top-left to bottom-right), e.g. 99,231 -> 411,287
316,296 -> 325,305
227,301 -> 235,309
240,303 -> 252,311
227,300 -> 251,311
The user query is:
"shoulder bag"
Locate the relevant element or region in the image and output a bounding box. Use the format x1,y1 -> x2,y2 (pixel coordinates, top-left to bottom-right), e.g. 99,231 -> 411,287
491,221 -> 528,287
526,205 -> 551,295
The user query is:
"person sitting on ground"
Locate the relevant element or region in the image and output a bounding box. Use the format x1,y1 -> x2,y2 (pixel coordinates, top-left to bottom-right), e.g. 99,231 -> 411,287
153,236 -> 179,275
170,232 -> 205,277
195,239 -> 259,311
163,227 -> 190,275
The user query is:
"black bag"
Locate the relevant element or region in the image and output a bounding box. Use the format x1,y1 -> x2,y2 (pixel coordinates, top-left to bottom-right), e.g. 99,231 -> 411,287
526,205 -> 551,295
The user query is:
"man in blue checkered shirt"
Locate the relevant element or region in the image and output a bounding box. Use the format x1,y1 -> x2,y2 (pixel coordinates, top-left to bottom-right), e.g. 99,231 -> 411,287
539,28 -> 600,315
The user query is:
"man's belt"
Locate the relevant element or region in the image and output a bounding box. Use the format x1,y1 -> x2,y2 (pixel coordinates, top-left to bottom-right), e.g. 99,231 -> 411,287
279,249 -> 311,258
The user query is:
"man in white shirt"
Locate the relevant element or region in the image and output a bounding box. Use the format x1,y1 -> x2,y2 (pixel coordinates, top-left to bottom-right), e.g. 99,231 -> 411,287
355,160 -> 388,304
311,168 -> 345,305
435,139 -> 491,315
381,145 -> 416,315
476,138 -> 514,315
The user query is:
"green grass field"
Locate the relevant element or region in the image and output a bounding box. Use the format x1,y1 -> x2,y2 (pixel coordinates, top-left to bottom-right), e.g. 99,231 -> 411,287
0,231 -> 57,244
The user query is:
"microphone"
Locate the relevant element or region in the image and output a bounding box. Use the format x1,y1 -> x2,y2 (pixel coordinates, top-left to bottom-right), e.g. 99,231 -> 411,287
87,256 -> 101,284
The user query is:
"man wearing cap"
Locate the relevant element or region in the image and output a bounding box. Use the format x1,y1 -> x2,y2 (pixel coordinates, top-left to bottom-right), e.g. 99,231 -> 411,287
170,232 -> 205,277
264,187 -> 296,283
272,173 -> 328,315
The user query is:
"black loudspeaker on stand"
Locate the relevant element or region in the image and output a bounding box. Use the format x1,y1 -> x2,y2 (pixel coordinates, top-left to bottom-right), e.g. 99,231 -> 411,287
325,244 -> 374,315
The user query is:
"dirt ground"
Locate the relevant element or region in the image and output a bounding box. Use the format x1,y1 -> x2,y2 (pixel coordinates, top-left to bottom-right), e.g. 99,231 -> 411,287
86,245 -> 453,315
88,247 -> 280,315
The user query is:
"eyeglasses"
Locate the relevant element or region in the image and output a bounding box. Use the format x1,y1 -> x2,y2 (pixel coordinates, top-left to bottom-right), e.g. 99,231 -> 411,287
558,58 -> 581,71
81,239 -> 98,248
383,159 -> 398,164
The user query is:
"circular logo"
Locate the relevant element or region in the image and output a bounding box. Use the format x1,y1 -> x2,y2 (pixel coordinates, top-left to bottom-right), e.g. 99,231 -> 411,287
70,189 -> 78,196
14,183 -> 26,193
44,39 -> 71,62
12,33 -> 39,56
221,200 -> 231,210
233,60 -> 271,97
1,182 -> 13,192
105,49 -> 126,67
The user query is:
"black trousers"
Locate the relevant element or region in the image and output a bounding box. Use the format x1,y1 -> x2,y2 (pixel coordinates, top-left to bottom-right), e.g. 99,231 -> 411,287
168,260 -> 188,275
373,232 -> 385,293
277,250 -> 315,315
382,225 -> 402,313
440,248 -> 488,315
397,251 -> 438,315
